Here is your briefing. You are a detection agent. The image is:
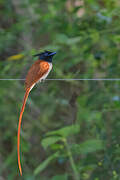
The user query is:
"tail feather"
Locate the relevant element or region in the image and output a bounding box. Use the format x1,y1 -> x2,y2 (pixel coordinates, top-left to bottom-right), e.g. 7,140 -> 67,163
17,88 -> 30,176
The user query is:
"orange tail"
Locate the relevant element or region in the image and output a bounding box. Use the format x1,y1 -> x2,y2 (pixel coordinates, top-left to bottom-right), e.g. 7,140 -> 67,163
17,88 -> 30,176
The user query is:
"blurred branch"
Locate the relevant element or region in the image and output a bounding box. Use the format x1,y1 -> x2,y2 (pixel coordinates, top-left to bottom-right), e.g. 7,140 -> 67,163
11,0 -> 33,51
64,139 -> 80,180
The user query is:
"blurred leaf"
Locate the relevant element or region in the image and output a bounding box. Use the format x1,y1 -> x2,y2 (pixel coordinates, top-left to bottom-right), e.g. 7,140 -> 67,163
7,54 -> 24,61
51,174 -> 68,180
41,136 -> 62,149
56,33 -> 81,45
71,139 -> 104,155
46,125 -> 80,138
34,152 -> 59,175
51,144 -> 64,151
56,34 -> 68,44
89,30 -> 100,43
112,35 -> 120,44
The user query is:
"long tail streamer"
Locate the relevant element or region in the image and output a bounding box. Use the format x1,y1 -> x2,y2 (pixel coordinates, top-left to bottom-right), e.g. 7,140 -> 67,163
17,88 -> 30,176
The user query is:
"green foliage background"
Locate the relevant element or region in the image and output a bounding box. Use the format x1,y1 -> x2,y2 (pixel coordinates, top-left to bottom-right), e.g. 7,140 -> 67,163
0,0 -> 120,179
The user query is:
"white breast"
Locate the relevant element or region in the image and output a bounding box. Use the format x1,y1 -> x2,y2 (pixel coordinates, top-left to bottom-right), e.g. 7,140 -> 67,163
39,62 -> 52,81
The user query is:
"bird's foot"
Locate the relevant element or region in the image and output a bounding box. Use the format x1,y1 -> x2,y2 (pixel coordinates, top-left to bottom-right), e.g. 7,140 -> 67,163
41,79 -> 45,83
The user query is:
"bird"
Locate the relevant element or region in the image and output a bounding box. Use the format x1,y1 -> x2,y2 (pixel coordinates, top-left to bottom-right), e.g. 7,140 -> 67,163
17,50 -> 56,176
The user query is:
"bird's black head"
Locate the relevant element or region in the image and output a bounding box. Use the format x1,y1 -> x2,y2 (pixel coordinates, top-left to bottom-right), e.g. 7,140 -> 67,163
34,50 -> 56,62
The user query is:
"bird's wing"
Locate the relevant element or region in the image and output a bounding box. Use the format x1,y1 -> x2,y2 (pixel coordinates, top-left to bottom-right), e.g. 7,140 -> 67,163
25,60 -> 50,89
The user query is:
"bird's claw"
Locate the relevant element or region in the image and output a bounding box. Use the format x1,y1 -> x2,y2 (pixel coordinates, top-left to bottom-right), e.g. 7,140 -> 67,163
41,79 -> 45,83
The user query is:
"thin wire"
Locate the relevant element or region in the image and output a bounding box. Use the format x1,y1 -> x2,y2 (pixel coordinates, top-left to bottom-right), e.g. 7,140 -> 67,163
46,78 -> 120,81
1,78 -> 120,81
0,79 -> 25,81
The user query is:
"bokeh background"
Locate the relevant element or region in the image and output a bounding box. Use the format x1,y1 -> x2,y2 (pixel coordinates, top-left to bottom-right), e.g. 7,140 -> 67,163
0,0 -> 120,179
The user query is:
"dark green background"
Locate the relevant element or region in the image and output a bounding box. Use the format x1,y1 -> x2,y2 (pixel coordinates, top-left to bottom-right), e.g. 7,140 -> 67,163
0,0 -> 120,179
